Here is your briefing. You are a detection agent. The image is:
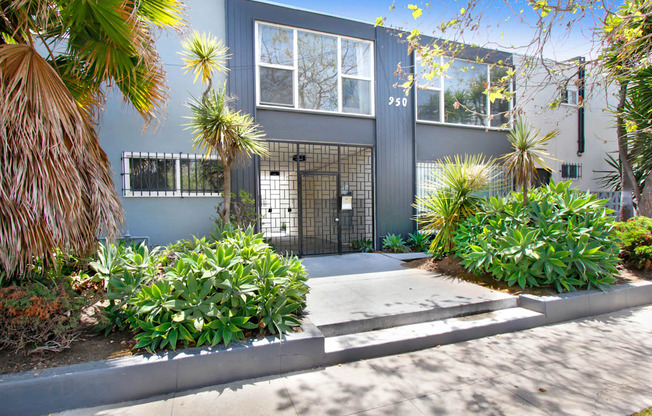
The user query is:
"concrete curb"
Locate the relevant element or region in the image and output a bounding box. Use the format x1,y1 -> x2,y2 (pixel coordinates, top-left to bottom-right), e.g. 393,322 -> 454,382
1,281 -> 651,415
519,280 -> 652,324
0,323 -> 324,416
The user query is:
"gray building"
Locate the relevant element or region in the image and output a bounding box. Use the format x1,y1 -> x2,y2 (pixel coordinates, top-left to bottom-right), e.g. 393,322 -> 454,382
100,0 -> 614,254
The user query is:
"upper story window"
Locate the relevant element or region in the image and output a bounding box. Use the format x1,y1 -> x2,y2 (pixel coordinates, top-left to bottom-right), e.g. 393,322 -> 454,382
256,22 -> 374,116
416,57 -> 512,129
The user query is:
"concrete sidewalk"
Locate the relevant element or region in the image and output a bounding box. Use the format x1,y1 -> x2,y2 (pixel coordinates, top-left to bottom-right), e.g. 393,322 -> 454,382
58,305 -> 652,416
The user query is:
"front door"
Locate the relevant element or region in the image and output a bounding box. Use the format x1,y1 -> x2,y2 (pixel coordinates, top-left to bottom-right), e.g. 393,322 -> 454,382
299,172 -> 340,255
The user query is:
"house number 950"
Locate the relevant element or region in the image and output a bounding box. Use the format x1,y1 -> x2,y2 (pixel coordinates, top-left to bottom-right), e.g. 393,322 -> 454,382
388,97 -> 408,107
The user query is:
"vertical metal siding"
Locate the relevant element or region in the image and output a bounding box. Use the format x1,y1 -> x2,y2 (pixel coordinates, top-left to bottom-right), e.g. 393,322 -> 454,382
227,0 -> 258,197
374,28 -> 416,241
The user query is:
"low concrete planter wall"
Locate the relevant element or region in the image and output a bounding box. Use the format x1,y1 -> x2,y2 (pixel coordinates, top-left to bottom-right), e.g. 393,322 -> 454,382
519,281 -> 652,324
2,282 -> 651,416
0,323 -> 324,416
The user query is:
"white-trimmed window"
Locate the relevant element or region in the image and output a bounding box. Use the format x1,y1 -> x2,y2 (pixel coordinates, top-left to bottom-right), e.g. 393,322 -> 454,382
416,57 -> 513,129
561,88 -> 579,106
256,21 -> 374,116
122,152 -> 222,197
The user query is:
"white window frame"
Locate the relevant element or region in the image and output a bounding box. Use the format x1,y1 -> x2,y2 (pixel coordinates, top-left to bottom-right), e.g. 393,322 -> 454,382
255,21 -> 375,117
561,87 -> 579,107
122,152 -> 222,198
415,56 -> 513,130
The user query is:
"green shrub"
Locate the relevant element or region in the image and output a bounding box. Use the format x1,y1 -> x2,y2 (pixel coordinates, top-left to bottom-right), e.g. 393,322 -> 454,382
614,216 -> 652,269
94,226 -> 308,352
382,234 -> 408,253
455,181 -> 619,292
407,231 -> 431,252
350,239 -> 374,253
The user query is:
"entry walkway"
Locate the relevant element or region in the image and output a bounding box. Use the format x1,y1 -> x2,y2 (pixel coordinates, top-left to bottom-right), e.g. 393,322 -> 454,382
58,305 -> 652,415
301,253 -> 515,334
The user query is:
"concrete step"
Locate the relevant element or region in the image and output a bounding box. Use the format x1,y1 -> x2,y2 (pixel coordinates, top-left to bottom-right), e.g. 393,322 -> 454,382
323,307 -> 546,365
317,297 -> 518,337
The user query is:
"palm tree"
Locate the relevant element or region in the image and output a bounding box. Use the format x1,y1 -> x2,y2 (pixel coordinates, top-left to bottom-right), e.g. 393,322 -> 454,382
501,118 -> 558,205
181,31 -> 267,223
0,0 -> 184,278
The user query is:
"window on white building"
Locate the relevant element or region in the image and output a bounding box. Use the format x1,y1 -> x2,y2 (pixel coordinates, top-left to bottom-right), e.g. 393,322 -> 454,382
561,88 -> 579,106
123,152 -> 222,197
256,22 -> 374,116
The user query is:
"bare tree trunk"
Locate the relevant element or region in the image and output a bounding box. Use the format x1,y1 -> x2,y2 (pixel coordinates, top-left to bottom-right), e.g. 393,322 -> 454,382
221,163 -> 232,223
638,170 -> 652,217
617,82 -> 640,220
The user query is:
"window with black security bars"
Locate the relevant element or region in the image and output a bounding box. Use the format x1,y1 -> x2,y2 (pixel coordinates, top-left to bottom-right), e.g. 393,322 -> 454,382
122,152 -> 223,197
561,162 -> 582,179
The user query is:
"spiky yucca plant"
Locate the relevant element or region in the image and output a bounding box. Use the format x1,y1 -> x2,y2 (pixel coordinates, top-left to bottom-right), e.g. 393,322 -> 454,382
0,0 -> 185,278
501,118 -> 558,205
181,31 -> 267,223
415,154 -> 499,257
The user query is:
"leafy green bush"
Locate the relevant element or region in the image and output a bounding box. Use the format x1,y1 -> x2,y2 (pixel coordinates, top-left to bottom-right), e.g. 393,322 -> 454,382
94,227 -> 308,352
614,216 -> 652,269
407,231 -> 431,252
382,234 -> 408,253
350,238 -> 374,253
455,181 -> 619,292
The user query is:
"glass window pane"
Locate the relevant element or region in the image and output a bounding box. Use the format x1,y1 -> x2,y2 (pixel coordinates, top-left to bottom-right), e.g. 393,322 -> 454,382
180,158 -> 223,194
416,59 -> 441,89
341,39 -> 371,78
258,24 -> 294,66
490,66 -> 511,128
417,88 -> 441,121
342,78 -> 370,114
444,59 -> 488,126
297,30 -> 338,111
129,157 -> 175,192
260,67 -> 294,106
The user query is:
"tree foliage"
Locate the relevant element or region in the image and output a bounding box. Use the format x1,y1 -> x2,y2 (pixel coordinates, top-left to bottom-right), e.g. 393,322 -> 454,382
0,0 -> 185,277
381,0 -> 652,219
181,31 -> 267,223
501,118 -> 558,205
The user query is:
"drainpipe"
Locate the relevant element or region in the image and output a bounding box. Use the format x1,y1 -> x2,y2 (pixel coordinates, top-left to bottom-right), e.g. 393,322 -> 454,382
577,57 -> 585,156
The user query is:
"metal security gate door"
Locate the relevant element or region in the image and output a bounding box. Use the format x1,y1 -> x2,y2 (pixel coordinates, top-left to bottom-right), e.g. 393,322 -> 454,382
259,141 -> 373,256
299,172 -> 340,255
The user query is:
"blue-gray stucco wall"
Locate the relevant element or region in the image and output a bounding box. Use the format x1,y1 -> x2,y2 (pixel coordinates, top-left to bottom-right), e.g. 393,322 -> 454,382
98,0 -> 226,245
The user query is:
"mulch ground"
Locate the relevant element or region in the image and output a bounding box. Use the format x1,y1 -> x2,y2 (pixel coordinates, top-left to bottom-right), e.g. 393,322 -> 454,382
0,326 -> 139,376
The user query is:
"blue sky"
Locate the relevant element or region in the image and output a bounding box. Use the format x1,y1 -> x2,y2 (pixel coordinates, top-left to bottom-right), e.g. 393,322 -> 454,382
263,0 -> 614,60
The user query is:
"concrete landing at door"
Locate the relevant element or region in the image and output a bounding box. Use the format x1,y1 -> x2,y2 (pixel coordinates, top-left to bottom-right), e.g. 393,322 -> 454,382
301,253 -> 516,336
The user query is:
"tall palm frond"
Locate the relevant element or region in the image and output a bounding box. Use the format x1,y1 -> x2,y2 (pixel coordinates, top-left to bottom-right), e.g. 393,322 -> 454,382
180,31 -> 230,86
187,85 -> 268,165
182,31 -> 266,223
0,0 -> 185,278
0,45 -> 122,276
501,118 -> 558,205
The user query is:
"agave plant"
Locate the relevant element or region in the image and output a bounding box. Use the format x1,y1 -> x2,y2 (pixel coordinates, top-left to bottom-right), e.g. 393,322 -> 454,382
181,31 -> 268,223
0,0 -> 184,278
415,154 -> 498,258
501,118 -> 558,205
